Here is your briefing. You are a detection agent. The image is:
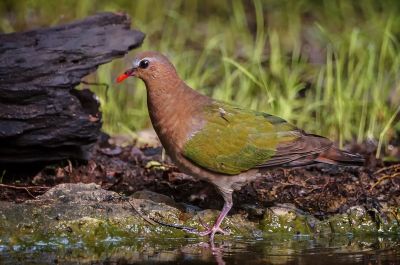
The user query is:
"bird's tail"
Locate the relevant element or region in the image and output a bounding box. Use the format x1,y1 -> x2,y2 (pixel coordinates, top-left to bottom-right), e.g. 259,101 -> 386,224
315,146 -> 365,166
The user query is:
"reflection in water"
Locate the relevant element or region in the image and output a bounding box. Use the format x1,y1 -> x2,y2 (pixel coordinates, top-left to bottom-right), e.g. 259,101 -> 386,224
1,235 -> 400,264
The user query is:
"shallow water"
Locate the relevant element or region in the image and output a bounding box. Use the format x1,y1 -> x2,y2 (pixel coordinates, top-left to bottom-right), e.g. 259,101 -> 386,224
1,234 -> 400,264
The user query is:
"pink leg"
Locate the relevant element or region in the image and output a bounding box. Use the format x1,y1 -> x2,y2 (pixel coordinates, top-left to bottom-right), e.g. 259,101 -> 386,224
185,190 -> 233,242
199,200 -> 233,241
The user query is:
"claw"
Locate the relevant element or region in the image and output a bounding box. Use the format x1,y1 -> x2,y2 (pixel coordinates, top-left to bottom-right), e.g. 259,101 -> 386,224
184,224 -> 230,241
199,226 -> 230,241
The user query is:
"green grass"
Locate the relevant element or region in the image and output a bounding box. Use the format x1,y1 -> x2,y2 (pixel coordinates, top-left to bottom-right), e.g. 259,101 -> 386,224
1,0 -> 399,157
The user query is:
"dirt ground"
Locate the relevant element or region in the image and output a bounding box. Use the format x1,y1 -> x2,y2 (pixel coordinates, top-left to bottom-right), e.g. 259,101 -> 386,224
1,132 -> 399,220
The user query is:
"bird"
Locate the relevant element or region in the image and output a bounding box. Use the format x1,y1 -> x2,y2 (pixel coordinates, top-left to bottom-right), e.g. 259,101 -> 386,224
116,51 -> 364,241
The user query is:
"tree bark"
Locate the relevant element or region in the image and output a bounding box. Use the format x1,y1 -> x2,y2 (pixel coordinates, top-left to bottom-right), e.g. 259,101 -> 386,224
0,12 -> 145,163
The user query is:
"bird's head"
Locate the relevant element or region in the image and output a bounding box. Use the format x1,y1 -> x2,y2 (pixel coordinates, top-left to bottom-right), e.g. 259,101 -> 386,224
116,51 -> 178,84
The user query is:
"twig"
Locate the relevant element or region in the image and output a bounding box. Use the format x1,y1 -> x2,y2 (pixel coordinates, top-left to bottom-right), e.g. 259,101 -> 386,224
153,211 -> 200,232
373,164 -> 400,175
0,183 -> 49,190
125,198 -> 157,226
124,195 -> 201,232
0,183 -> 49,198
370,173 -> 400,191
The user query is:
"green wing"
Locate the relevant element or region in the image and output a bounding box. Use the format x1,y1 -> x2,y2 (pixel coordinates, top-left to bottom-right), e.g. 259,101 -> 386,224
182,102 -> 300,175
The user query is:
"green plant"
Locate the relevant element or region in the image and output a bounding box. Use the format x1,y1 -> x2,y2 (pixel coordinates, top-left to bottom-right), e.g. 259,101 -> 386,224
1,0 -> 399,156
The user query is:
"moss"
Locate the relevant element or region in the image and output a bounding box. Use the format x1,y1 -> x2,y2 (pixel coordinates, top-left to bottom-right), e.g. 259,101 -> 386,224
1,184 -> 400,260
260,205 -> 400,237
261,207 -> 314,235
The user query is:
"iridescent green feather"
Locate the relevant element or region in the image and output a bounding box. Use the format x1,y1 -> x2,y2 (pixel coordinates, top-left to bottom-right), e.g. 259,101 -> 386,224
183,102 -> 299,175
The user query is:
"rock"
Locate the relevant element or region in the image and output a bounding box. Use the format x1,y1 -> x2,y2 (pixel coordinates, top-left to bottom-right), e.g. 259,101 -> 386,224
36,182 -> 118,203
260,203 -> 400,236
0,183 -> 399,256
132,190 -> 184,210
240,203 -> 266,219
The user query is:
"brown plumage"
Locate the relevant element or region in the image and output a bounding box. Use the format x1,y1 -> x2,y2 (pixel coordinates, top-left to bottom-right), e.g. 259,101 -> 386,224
117,51 -> 364,241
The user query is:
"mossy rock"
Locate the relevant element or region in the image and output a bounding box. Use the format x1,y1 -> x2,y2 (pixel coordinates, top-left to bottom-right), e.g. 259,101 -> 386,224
0,183 -> 399,251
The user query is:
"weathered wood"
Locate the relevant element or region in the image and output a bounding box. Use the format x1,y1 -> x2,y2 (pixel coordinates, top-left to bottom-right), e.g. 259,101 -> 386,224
0,12 -> 145,163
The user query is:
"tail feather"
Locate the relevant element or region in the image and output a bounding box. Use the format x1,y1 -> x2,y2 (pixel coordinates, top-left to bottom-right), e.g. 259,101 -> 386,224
315,146 -> 365,166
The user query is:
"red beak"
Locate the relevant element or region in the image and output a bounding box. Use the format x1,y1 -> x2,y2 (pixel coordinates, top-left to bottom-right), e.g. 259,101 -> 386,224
116,73 -> 129,83
116,68 -> 135,83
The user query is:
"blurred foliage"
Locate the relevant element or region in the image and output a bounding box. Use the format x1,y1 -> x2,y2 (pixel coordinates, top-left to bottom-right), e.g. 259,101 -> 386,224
1,0 -> 400,154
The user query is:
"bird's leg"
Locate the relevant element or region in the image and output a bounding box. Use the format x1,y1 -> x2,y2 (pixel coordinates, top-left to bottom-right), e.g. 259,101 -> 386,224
186,190 -> 233,241
199,199 -> 233,241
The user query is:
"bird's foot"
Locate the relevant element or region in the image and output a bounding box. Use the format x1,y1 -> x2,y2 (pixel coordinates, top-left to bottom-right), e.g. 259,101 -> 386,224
199,226 -> 230,236
184,224 -> 230,241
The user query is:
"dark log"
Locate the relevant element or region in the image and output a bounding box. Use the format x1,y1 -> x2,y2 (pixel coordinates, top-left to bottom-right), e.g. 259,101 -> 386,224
0,12 -> 145,163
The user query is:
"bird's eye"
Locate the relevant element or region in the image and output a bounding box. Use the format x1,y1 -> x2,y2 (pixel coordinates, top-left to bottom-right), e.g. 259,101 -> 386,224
139,59 -> 149,69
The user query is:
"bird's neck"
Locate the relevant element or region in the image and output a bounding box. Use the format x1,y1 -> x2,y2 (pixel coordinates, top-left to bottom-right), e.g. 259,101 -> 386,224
144,76 -> 209,152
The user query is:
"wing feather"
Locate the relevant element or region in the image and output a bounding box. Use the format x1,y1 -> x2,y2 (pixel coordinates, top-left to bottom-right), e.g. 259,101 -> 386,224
256,134 -> 333,168
182,102 -> 301,175
182,102 -> 341,174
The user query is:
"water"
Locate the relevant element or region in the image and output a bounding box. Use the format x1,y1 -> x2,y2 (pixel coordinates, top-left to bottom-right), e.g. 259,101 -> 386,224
1,235 -> 400,264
